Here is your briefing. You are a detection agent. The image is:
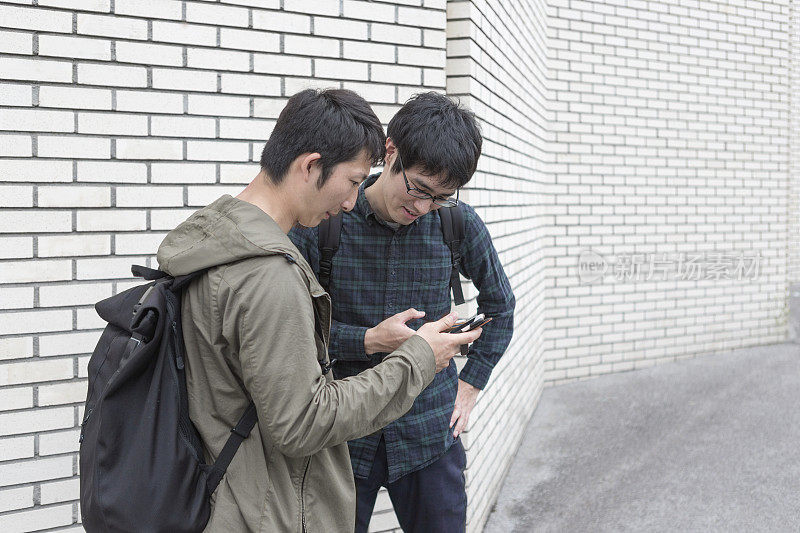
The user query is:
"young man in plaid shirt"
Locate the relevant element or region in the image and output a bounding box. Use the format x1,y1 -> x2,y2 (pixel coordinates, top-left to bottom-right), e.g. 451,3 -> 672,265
289,92 -> 515,532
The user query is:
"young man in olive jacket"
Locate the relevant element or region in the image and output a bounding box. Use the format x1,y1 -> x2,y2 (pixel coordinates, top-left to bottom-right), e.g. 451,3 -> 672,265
156,89 -> 482,532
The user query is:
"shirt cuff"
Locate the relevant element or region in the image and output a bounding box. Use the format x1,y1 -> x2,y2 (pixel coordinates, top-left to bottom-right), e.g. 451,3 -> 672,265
330,323 -> 370,361
458,357 -> 493,390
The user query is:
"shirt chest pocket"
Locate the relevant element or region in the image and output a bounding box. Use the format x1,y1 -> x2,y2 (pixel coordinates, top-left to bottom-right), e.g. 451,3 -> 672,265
410,256 -> 454,322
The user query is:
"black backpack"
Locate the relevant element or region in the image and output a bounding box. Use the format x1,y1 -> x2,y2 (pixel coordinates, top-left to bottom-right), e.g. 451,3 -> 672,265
318,205 -> 467,305
79,265 -> 257,533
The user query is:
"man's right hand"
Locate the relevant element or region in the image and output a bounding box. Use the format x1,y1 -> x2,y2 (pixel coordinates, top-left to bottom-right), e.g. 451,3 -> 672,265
365,308 -> 426,355
416,313 -> 483,373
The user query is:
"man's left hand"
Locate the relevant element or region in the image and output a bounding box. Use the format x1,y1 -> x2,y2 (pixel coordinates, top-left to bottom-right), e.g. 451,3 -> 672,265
450,379 -> 480,438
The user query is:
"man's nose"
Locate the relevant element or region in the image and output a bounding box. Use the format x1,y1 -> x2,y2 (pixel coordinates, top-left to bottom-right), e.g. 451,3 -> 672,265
414,197 -> 434,214
342,188 -> 358,212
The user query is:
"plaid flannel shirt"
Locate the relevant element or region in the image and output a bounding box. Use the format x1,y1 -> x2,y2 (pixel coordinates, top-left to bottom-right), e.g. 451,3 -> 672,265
288,174 -> 515,482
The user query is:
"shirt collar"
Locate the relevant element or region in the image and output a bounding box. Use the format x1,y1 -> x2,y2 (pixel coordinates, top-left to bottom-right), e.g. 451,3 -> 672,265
354,173 -> 380,220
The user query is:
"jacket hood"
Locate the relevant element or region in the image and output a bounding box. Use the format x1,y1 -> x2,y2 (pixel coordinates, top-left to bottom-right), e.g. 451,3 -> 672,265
157,195 -> 303,276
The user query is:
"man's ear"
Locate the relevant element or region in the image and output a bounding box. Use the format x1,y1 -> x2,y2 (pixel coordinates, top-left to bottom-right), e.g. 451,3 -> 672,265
385,138 -> 396,159
297,152 -> 322,183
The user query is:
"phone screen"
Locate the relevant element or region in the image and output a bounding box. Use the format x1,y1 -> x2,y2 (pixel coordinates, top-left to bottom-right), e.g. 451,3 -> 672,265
460,316 -> 492,332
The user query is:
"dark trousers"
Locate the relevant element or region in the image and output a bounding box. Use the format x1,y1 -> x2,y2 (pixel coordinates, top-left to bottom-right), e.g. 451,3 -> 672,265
354,435 -> 467,533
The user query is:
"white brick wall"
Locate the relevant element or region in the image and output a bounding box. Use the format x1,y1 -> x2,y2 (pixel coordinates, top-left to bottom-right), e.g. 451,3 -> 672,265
0,1 -> 446,531
546,0 -> 790,385
791,0 -> 800,291
0,1 -> 794,532
446,1 -> 552,531
448,0 -> 792,531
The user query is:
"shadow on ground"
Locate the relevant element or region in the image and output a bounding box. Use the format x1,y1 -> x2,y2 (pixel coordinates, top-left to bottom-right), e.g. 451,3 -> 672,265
484,344 -> 800,533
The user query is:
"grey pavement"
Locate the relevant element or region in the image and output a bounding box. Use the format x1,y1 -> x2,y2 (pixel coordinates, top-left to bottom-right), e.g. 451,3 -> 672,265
484,343 -> 800,533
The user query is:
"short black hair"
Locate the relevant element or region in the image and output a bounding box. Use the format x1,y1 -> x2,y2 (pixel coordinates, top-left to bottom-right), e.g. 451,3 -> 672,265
260,88 -> 385,187
387,92 -> 482,190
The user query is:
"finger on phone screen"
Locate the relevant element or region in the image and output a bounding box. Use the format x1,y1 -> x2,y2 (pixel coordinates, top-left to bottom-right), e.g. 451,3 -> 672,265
452,327 -> 482,345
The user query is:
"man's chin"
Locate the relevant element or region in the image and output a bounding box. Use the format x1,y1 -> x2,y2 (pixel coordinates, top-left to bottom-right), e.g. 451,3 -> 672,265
296,217 -> 322,229
297,211 -> 332,228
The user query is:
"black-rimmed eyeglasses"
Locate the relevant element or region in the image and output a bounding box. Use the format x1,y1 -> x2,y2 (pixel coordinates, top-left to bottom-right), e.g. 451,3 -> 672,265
397,152 -> 459,208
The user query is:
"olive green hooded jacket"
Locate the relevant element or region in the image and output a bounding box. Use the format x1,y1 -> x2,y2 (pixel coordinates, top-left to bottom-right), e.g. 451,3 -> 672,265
157,195 -> 435,532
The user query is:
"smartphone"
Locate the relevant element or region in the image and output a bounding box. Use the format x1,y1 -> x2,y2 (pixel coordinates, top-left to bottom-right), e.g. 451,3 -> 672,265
447,313 -> 492,333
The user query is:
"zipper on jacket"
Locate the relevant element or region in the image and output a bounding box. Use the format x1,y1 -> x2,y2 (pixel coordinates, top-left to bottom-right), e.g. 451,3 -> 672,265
300,456 -> 311,533
172,321 -> 184,369
78,408 -> 93,443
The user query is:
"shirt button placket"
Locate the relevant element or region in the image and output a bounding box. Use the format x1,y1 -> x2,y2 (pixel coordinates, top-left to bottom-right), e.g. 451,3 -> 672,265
387,234 -> 398,315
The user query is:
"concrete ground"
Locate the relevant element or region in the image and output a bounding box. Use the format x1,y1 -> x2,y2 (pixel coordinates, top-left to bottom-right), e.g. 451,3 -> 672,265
484,343 -> 800,533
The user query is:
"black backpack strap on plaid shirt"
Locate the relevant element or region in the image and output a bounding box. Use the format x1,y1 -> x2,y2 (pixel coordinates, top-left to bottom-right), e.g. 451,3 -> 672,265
318,207 -> 467,304
438,204 -> 466,306
318,212 -> 343,292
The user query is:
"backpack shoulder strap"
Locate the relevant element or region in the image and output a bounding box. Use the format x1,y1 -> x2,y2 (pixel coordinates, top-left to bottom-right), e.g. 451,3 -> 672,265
318,212 -> 343,292
205,401 -> 258,494
438,204 -> 466,306
131,264 -> 167,280
171,268 -> 210,293
131,264 -> 208,293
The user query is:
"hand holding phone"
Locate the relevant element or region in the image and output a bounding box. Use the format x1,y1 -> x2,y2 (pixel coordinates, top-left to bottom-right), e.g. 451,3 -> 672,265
416,313 -> 484,372
447,313 -> 492,333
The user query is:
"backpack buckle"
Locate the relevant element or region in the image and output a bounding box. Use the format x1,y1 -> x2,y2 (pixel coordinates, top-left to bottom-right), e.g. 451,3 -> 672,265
230,426 -> 249,439
121,333 -> 144,365
320,358 -> 337,375
132,285 -> 155,319
452,249 -> 462,269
